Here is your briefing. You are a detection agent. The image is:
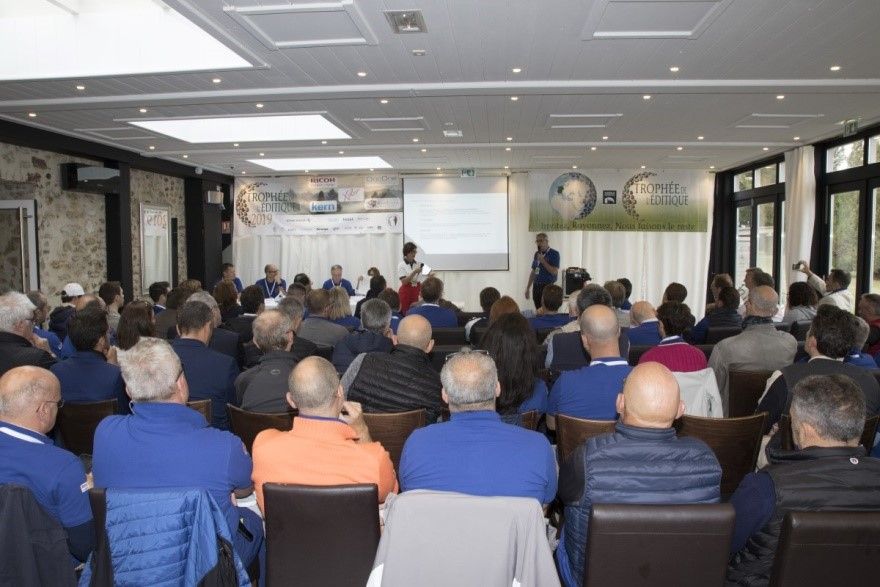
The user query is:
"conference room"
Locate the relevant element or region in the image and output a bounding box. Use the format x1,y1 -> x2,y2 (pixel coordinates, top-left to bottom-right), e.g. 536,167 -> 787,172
2,0 -> 880,585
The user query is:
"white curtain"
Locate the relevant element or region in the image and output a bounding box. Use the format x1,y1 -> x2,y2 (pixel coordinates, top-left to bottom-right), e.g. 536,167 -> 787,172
783,146 -> 816,285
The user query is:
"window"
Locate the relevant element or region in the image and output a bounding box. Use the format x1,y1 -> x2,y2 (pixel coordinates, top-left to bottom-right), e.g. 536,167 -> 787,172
872,186 -> 880,292
756,202 -> 775,276
735,206 -> 753,287
828,190 -> 860,298
734,171 -> 753,192
778,161 -> 786,184
869,135 -> 880,165
827,139 -> 865,172
754,164 -> 777,188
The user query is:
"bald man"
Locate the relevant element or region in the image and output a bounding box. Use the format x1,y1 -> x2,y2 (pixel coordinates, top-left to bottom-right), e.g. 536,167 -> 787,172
627,301 -> 662,345
548,305 -> 633,429
0,366 -> 94,562
556,362 -> 722,587
709,285 -> 797,414
343,314 -> 443,422
251,356 -> 397,510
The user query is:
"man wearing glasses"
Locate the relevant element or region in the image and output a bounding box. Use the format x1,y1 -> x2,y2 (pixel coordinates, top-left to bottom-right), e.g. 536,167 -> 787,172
255,264 -> 287,299
0,291 -> 56,377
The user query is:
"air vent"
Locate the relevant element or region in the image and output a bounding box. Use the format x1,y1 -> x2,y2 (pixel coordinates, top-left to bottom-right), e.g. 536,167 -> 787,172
385,10 -> 427,34
443,130 -> 463,138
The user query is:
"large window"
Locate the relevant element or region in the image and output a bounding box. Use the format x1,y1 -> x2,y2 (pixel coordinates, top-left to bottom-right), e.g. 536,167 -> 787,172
827,139 -> 865,173
828,189 -> 860,299
735,206 -> 752,287
871,187 -> 880,293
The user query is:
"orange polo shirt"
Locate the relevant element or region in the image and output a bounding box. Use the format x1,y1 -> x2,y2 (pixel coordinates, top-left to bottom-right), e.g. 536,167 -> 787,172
251,415 -> 398,512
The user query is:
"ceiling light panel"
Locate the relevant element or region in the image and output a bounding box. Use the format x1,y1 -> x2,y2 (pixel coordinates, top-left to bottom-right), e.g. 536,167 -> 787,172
250,157 -> 392,171
129,114 -> 350,143
0,0 -> 250,81
384,10 -> 427,34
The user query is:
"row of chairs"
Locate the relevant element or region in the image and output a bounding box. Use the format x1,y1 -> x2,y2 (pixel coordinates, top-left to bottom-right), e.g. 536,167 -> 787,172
702,319 -> 813,344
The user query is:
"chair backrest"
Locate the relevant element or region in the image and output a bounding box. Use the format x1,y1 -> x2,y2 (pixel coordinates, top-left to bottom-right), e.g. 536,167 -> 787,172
728,369 -> 772,418
790,319 -> 813,341
769,510 -> 880,587
186,399 -> 211,422
696,344 -> 714,360
429,344 -> 465,372
263,483 -> 379,587
227,404 -> 295,453
57,399 -> 118,456
584,503 -> 734,587
676,412 -> 767,496
779,414 -> 879,453
362,409 -> 427,471
535,327 -> 556,344
456,311 -> 483,327
556,414 -> 616,464
774,322 -> 792,332
431,327 -> 467,345
626,345 -> 652,366
313,346 -> 334,360
518,410 -> 539,431
470,326 -> 487,346
705,325 -> 742,344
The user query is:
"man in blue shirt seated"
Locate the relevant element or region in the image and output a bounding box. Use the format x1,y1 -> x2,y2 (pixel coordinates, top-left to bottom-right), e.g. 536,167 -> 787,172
170,301 -> 239,430
626,301 -> 662,346
528,284 -> 571,331
332,299 -> 394,374
556,362 -> 721,587
322,264 -> 358,296
0,366 -> 94,562
399,349 -> 557,505
255,263 -> 287,298
50,306 -> 128,413
92,337 -> 263,569
406,277 -> 457,328
27,290 -> 63,356
548,304 -> 633,429
689,285 -> 742,344
212,262 -> 243,294
727,374 -> 880,585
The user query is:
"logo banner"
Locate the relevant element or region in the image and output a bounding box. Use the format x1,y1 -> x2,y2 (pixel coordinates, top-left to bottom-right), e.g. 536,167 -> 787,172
234,173 -> 402,236
529,169 -> 712,232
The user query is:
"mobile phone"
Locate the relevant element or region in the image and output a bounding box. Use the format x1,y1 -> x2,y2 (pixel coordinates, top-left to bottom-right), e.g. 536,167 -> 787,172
791,262 -> 802,270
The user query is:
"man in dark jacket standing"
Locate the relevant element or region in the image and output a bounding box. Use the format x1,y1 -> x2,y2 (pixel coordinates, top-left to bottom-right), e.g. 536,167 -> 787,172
727,374 -> 880,585
0,291 -> 56,377
332,299 -> 394,374
556,362 -> 721,587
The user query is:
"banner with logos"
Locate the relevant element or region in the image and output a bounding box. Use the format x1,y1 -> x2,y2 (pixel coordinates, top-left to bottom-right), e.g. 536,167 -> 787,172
234,173 -> 402,236
528,169 -> 711,232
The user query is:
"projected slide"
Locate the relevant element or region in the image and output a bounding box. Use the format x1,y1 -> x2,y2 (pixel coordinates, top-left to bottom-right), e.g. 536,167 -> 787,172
403,177 -> 509,270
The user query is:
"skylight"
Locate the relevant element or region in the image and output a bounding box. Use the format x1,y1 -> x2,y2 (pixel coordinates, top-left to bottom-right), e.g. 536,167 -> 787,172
0,0 -> 250,80
249,157 -> 393,172
130,114 -> 350,143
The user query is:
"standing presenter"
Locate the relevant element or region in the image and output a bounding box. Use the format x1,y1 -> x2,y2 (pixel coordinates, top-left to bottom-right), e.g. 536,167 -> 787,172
398,241 -> 432,315
524,233 -> 560,309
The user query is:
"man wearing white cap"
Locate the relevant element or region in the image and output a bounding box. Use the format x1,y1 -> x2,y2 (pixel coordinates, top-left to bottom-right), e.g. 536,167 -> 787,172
49,282 -> 84,341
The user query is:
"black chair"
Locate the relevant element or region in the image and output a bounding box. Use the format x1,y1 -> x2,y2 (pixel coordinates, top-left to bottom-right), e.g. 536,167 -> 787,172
769,510 -> 880,586
728,369 -> 772,418
57,399 -> 118,456
362,409 -> 427,471
556,414 -> 616,464
584,503 -> 735,587
431,327 -> 467,345
536,327 -> 556,344
705,325 -> 742,344
470,326 -> 488,346
627,345 -> 652,365
263,483 -> 379,587
227,405 -> 295,453
456,311 -> 483,327
186,399 -> 212,422
697,344 -> 714,360
790,320 -> 813,341
429,344 -> 466,372
313,346 -> 334,361
774,322 -> 792,332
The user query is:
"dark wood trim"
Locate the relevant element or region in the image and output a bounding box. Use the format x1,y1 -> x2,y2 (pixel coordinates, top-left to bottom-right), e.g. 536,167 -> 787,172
103,162 -> 133,301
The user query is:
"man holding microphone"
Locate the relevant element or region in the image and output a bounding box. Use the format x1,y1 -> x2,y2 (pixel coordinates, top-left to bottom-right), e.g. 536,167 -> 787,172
524,233 -> 560,309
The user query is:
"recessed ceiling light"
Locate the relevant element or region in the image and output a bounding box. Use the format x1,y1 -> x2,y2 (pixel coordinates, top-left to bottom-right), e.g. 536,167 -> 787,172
676,146 -> 684,151
697,136 -> 704,140
510,96 -> 519,101
640,165 -> 646,169
506,137 -> 513,141
148,145 -> 155,150
420,148 -> 427,152
130,114 -> 350,143
321,140 -> 328,145
368,168 -> 373,171
27,112 -> 37,117
709,165 -> 716,169
250,156 -> 393,172
182,154 -> 188,158
386,10 -> 427,34
411,49 -> 427,56
669,66 -> 680,72
75,84 -> 85,91
763,147 -> 770,151
511,67 -> 522,73
357,71 -> 367,77
139,108 -> 148,113
830,65 -> 841,71
259,152 -> 265,156
776,95 -> 785,100
338,150 -> 345,154
380,99 -> 389,104
212,78 -> 222,84
233,143 -> 239,147
643,95 -> 651,100
255,103 -> 264,109
504,165 -> 509,169
436,167 -> 441,170
590,146 -> 597,151
793,136 -> 800,141
505,147 -> 512,151
444,122 -> 454,126
572,165 -> 578,169
241,171 -> 246,174
412,138 -> 419,142
305,170 -> 310,173
602,136 -> 608,140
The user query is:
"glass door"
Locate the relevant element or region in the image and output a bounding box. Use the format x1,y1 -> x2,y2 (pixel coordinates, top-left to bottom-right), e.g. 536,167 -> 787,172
0,200 -> 37,292
828,187 -> 861,299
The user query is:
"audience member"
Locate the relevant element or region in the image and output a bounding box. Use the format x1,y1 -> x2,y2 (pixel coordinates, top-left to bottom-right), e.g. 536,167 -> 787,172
286,282 -> 308,307
782,281 -> 818,323
488,295 -> 521,325
27,290 -> 63,355
407,277 -> 457,328
154,286 -> 190,339
322,264 -> 357,296
846,317 -> 875,368
251,356 -> 397,510
727,375 -> 880,585
661,281 -> 687,304
709,286 -> 797,413
332,299 -> 394,374
298,289 -> 349,347
93,337 -> 262,567
115,300 -> 155,350
148,281 -> 169,315
702,273 -> 734,314
97,281 -> 124,331
343,314 -> 443,422
215,262 -> 243,293
528,284 -> 570,330
556,362 -> 721,587
179,279 -> 203,293
213,280 -> 243,324
464,286 -> 500,342
255,264 -> 286,298
225,284 -> 263,345
617,277 -> 633,310
638,301 -> 706,372
604,280 -> 630,329
183,290 -> 244,368
857,293 -> 880,356
170,301 -> 238,429
328,286 -> 360,330
355,274 -> 386,318
689,285 -> 742,343
48,282 -> 84,341
236,310 -> 298,413
399,350 -> 556,503
797,261 -> 854,312
548,305 -> 632,427
0,366 -> 94,562
293,273 -> 312,291
378,288 -> 403,334
0,291 -> 56,376
627,301 -> 661,345
480,313 -> 548,422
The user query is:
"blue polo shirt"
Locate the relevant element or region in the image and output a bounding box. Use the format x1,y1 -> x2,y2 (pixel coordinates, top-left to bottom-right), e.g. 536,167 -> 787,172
548,357 -> 632,420
627,320 -> 662,346
531,247 -> 560,285
171,338 -> 238,430
399,410 -> 557,504
50,350 -> 129,414
255,277 -> 286,298
322,278 -> 356,296
406,304 -> 457,328
34,326 -> 63,354
0,421 -> 92,529
528,313 -> 572,331
212,277 -> 243,293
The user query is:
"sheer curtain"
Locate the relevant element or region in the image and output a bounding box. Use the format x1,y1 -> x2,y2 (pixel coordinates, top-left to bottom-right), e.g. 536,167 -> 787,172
783,146 -> 816,286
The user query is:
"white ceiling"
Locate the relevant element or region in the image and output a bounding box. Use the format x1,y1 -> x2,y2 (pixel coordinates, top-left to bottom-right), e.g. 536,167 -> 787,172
1,0 -> 880,176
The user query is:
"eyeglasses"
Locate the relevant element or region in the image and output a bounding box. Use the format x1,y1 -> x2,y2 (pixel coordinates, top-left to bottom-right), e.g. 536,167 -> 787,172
444,349 -> 491,363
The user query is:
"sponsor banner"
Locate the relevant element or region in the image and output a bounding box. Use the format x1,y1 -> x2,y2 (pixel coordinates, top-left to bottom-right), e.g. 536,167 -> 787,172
529,169 -> 711,232
234,173 -> 401,236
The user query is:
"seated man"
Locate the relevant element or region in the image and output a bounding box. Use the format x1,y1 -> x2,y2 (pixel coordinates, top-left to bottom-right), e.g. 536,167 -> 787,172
297,289 -> 349,348
93,338 -> 262,568
689,285 -> 742,344
214,262 -> 243,294
50,306 -> 127,412
355,274 -> 386,319
0,291 -> 56,376
465,286 -> 500,342
251,356 -> 397,510
638,301 -> 707,372
528,284 -> 571,331
185,290 -> 245,369
557,362 -> 722,587
378,288 -> 403,334
617,277 -> 633,311
343,314 -> 443,422
548,305 -> 632,427
627,301 -> 662,346
255,263 -> 287,298
604,280 -> 630,329
148,281 -> 170,315
98,281 -> 124,331
48,283 -> 83,341
661,282 -> 687,304
797,262 -> 854,313
171,301 -> 239,430
845,316 -> 875,368
332,299 -> 394,374
728,374 -> 880,585
236,309 -> 298,413
857,293 -> 880,356
399,350 -> 556,504
226,285 -> 264,345
322,264 -> 357,297
406,277 -> 457,328
0,366 -> 94,563
28,290 -> 63,355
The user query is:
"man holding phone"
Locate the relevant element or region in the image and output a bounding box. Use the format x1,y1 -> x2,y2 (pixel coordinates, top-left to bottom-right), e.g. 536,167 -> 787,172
255,264 -> 287,299
525,233 -> 560,309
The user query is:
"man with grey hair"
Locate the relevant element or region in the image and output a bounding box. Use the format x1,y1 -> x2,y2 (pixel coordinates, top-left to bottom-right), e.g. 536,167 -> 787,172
728,374 -> 880,585
844,315 -> 875,368
399,350 -> 556,504
27,290 -> 63,355
235,309 -> 298,413
332,298 -> 394,374
92,337 -> 263,568
322,264 -> 357,296
0,366 -> 94,562
0,291 -> 56,376
708,285 -> 797,414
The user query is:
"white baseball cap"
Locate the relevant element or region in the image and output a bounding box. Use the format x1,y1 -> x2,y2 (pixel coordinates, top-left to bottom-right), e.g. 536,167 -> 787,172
62,282 -> 85,297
